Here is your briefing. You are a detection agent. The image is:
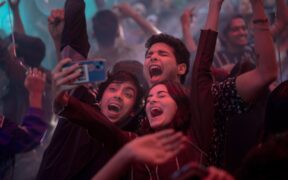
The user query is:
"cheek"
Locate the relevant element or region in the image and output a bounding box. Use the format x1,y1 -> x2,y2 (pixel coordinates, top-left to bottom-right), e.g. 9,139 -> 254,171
227,34 -> 238,43
143,61 -> 148,71
145,105 -> 150,115
100,93 -> 108,106
164,59 -> 177,68
144,58 -> 150,66
167,103 -> 177,120
99,100 -> 107,113
124,98 -> 136,112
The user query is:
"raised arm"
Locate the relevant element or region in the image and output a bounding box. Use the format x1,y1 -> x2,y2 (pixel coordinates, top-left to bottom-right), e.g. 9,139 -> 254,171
204,0 -> 222,31
270,0 -> 288,36
48,9 -> 64,61
235,0 -> 278,102
189,0 -> 222,152
61,0 -> 90,60
115,3 -> 161,36
8,0 -> 25,34
0,68 -> 47,154
181,8 -> 197,53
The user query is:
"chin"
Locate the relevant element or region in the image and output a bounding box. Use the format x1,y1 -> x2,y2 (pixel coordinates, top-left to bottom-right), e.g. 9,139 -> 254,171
152,122 -> 169,131
151,122 -> 161,130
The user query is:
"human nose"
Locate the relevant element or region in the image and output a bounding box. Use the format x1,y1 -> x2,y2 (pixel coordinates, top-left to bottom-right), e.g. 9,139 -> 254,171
150,54 -> 158,62
239,28 -> 247,35
113,90 -> 123,101
148,96 -> 157,105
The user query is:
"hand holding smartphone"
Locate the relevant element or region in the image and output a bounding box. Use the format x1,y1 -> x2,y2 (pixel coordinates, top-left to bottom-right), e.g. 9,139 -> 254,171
62,59 -> 106,84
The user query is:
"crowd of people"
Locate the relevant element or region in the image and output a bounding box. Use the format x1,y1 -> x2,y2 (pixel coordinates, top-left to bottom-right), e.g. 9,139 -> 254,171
0,0 -> 288,179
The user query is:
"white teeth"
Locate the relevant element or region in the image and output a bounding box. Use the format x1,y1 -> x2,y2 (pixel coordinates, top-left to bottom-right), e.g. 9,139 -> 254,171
151,107 -> 161,111
108,103 -> 121,112
149,65 -> 162,77
150,65 -> 159,68
150,106 -> 163,117
150,65 -> 161,70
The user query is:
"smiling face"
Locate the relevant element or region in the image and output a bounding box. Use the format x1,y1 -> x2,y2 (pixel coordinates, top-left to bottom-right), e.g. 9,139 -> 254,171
226,18 -> 248,48
144,43 -> 184,86
146,84 -> 177,130
100,81 -> 137,125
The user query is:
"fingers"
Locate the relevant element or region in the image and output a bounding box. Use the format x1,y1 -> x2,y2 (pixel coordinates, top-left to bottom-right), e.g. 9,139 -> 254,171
52,58 -> 82,86
53,63 -> 79,80
181,9 -> 193,25
55,68 -> 82,86
52,58 -> 72,74
152,130 -> 187,163
26,68 -> 46,80
153,129 -> 186,152
159,131 -> 185,146
153,142 -> 185,164
48,9 -> 64,24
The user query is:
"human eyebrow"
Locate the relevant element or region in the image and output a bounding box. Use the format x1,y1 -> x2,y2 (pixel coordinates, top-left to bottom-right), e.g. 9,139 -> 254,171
109,83 -> 120,88
146,93 -> 153,100
157,91 -> 169,96
125,87 -> 136,94
145,51 -> 153,58
231,25 -> 247,31
158,50 -> 169,56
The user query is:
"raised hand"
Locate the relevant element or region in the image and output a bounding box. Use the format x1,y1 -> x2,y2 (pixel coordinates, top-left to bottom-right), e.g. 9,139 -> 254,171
25,68 -> 46,95
48,9 -> 65,40
181,7 -> 197,52
52,58 -> 82,90
181,8 -> 194,27
113,2 -> 137,18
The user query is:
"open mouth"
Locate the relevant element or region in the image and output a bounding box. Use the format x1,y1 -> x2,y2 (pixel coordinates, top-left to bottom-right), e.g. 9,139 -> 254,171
108,104 -> 121,113
150,107 -> 163,117
149,65 -> 162,77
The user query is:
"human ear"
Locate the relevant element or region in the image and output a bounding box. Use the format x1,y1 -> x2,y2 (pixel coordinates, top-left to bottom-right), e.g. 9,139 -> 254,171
177,63 -> 187,75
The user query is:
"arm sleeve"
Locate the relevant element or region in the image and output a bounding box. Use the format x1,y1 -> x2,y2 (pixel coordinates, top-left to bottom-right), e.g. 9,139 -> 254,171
56,94 -> 134,153
189,29 -> 218,153
61,0 -> 90,58
0,108 -> 48,154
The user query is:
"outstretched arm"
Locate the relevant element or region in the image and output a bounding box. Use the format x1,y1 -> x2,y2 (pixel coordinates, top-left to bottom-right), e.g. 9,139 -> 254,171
92,129 -> 186,180
236,0 -> 278,102
54,91 -> 134,153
